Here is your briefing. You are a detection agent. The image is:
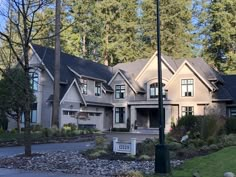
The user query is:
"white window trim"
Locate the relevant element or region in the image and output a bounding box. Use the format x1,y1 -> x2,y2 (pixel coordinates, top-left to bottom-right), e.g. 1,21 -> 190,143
180,78 -> 195,97
94,81 -> 102,97
61,108 -> 80,118
114,84 -> 126,100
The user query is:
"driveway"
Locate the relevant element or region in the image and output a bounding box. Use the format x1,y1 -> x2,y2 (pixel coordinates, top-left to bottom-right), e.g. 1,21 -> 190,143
0,141 -> 94,157
105,132 -> 158,143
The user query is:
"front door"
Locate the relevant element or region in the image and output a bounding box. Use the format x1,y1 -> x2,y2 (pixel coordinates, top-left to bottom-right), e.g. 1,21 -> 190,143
149,109 -> 165,128
149,109 -> 159,128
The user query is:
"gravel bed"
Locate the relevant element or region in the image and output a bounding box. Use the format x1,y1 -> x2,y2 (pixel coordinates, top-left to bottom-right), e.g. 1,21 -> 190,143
0,151 -> 183,176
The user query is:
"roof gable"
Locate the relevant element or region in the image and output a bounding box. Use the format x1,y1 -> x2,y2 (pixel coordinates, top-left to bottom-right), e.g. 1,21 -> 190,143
135,52 -> 175,83
60,79 -> 86,105
166,60 -> 215,91
108,70 -> 138,93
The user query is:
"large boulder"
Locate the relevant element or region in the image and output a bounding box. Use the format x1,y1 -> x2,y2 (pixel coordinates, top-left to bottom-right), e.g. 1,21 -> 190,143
224,172 -> 235,177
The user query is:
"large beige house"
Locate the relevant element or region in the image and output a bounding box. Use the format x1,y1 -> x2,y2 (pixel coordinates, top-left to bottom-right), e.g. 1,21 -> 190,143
11,44 -> 236,132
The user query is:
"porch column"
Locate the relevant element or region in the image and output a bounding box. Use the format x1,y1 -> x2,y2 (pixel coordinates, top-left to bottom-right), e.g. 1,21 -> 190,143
165,106 -> 172,133
130,106 -> 137,131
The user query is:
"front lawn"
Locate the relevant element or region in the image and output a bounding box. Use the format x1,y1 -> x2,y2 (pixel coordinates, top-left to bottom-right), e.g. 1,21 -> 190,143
147,146 -> 236,177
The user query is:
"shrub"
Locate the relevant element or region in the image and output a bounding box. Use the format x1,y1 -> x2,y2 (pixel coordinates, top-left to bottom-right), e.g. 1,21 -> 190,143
209,144 -> 219,151
200,115 -> 225,140
138,155 -> 151,160
136,138 -> 156,157
10,128 -> 17,134
168,142 -> 182,150
63,123 -> 77,131
123,171 -> 144,177
171,115 -> 225,141
189,138 -> 205,148
89,149 -> 106,158
0,118 -> 8,131
219,134 -> 236,147
225,118 -> 236,134
95,136 -> 106,148
0,128 -> 4,134
31,124 -> 43,132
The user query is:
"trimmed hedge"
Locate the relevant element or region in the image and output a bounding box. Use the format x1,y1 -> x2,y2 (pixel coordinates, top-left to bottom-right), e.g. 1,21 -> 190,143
225,118 -> 236,134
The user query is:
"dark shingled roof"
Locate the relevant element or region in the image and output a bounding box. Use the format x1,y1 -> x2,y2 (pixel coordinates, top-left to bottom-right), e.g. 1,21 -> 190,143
32,44 -> 113,100
221,75 -> 236,103
212,84 -> 233,101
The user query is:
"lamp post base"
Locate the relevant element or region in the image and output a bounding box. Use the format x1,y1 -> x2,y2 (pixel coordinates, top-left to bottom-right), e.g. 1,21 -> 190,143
155,144 -> 171,174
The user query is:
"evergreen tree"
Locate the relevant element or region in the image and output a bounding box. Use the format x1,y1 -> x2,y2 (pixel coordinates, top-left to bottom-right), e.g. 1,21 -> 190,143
200,0 -> 236,73
95,0 -> 139,65
140,0 -> 194,59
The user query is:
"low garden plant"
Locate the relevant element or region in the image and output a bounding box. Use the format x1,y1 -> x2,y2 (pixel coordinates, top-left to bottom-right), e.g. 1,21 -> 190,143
0,123 -> 100,146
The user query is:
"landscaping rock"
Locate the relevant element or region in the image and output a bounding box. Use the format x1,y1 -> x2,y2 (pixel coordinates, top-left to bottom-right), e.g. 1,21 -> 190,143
224,172 -> 235,177
0,151 -> 183,176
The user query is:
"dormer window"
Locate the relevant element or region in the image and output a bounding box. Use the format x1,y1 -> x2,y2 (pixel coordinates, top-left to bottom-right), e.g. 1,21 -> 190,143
181,79 -> 194,97
150,83 -> 166,99
95,81 -> 101,96
115,85 -> 125,99
80,79 -> 87,95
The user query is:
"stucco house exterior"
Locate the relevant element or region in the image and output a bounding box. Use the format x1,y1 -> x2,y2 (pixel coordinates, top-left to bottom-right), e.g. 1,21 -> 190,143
12,44 -> 236,132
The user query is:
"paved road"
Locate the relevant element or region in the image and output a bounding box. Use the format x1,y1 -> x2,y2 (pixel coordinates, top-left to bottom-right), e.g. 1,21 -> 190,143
0,168 -> 90,177
0,141 -> 94,157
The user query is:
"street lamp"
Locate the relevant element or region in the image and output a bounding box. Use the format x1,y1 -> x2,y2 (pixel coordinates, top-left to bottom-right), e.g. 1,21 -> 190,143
155,0 -> 171,174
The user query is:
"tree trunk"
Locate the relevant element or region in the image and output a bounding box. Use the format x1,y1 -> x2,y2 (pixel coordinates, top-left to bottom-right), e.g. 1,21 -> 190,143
17,111 -> 21,133
82,34 -> 87,57
52,0 -> 61,128
23,49 -> 32,157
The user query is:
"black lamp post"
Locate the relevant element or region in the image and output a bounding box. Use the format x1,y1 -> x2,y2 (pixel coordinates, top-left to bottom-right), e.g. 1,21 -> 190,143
155,0 -> 171,174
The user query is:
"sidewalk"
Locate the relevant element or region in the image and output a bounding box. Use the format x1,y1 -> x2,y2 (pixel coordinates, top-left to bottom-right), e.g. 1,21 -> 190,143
0,168 -> 91,177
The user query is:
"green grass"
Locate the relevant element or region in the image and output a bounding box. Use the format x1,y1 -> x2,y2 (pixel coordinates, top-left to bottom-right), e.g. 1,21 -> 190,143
148,146 -> 236,177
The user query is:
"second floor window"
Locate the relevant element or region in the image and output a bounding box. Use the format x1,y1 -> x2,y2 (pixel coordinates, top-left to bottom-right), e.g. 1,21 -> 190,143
182,106 -> 194,116
29,72 -> 38,91
181,79 -> 194,97
115,85 -> 125,99
95,82 -> 101,96
150,83 -> 166,99
81,79 -> 87,94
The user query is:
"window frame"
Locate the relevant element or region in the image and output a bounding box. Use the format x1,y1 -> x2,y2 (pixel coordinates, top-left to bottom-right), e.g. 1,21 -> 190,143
181,106 -> 194,116
230,108 -> 236,117
115,85 -> 125,99
115,107 -> 125,124
29,72 -> 39,91
21,103 -> 38,123
80,79 -> 87,95
181,79 -> 194,97
149,82 -> 166,99
95,81 -> 101,96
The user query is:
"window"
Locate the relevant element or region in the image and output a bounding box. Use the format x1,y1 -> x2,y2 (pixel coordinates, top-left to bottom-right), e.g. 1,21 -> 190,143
115,107 -> 125,123
115,85 -> 125,99
150,83 -> 166,99
181,79 -> 194,97
230,108 -> 236,117
21,103 -> 37,123
95,82 -> 101,96
31,103 -> 37,123
29,72 -> 39,91
182,106 -> 194,116
63,110 -> 77,117
80,79 -> 87,94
